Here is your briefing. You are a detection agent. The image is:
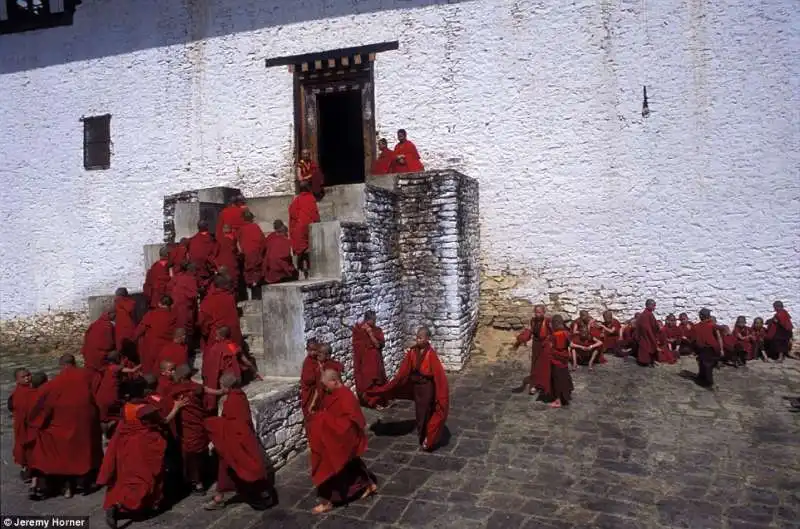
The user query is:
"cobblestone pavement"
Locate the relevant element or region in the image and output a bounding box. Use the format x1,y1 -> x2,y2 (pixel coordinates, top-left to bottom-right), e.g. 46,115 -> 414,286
1,351 -> 799,529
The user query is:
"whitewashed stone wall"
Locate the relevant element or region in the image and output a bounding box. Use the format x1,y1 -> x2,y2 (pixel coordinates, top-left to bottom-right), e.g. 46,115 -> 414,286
1,0 -> 797,327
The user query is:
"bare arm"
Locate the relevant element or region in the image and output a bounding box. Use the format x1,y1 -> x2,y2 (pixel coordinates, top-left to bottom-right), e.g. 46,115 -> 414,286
163,398 -> 187,423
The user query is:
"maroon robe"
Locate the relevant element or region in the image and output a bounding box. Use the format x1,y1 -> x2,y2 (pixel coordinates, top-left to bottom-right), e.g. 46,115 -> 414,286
216,204 -> 249,240
94,364 -> 123,422
166,270 -> 198,339
734,326 -> 754,360
599,319 -> 621,355
288,191 -> 320,255
159,342 -> 189,368
10,383 -> 38,467
213,232 -> 241,288
202,340 -> 243,412
517,317 -> 552,393
186,230 -> 218,287
766,308 -> 794,358
657,325 -> 681,364
238,222 -> 266,286
169,381 -> 209,484
297,160 -> 324,197
371,147 -> 394,175
635,308 -> 659,365
300,356 -> 344,418
390,140 -> 424,172
135,307 -> 177,376
143,259 -> 171,308
81,313 -> 116,378
168,241 -> 188,270
550,330 -> 574,404
114,296 -> 138,358
263,231 -> 298,284
197,284 -> 242,350
352,323 -> 387,407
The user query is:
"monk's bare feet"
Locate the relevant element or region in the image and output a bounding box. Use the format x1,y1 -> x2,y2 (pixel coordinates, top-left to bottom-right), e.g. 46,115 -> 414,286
63,485 -> 73,499
203,494 -> 226,510
549,400 -> 562,409
360,482 -> 378,500
312,501 -> 333,515
529,388 -> 537,396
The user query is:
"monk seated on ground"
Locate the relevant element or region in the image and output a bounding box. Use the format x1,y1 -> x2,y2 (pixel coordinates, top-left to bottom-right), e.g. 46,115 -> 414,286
751,317 -> 767,361
656,313 -> 681,364
569,326 -> 604,370
595,310 -> 621,357
677,313 -> 694,355
731,316 -> 753,367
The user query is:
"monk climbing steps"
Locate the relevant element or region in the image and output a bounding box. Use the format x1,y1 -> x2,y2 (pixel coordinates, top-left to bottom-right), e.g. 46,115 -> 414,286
548,315 -> 574,408
81,310 -> 116,380
9,368 -> 35,481
263,220 -> 298,284
288,186 -> 320,280
238,210 -> 266,295
168,237 -> 190,270
513,304 -> 552,397
216,194 -> 248,240
134,295 -> 177,376
94,351 -> 141,430
365,327 -> 449,451
306,369 -> 377,514
213,224 -> 241,291
204,372 -> 275,511
297,148 -> 324,200
167,262 -> 199,346
300,341 -> 343,418
159,328 -> 190,368
144,247 -> 171,308
390,129 -> 424,172
766,300 -> 793,362
352,310 -> 388,408
371,138 -> 394,175
198,276 -> 242,351
187,220 -> 219,290
635,299 -> 659,367
114,288 -> 138,361
202,326 -> 258,413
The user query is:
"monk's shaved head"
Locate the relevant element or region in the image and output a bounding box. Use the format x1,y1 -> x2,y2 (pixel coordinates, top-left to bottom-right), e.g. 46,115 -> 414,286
317,343 -> 332,360
273,219 -> 286,231
216,326 -> 231,340
31,372 -> 48,388
115,287 -> 129,297
550,314 -> 565,330
174,327 -> 186,343
197,219 -> 209,231
773,300 -> 784,310
160,294 -> 173,307
160,360 -> 176,373
142,374 -> 158,391
645,299 -> 656,309
243,210 -> 255,222
220,371 -> 240,389
698,308 -> 711,321
222,224 -> 232,234
159,246 -> 170,259
107,350 -> 121,364
213,275 -> 230,289
174,364 -> 193,381
417,326 -> 431,339
364,310 -> 377,322
59,353 -> 76,367
182,262 -> 196,273
13,368 -> 30,383
321,368 -> 341,384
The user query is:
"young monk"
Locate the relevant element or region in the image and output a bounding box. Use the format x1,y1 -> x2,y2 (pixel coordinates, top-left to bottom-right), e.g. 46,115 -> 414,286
94,351 -> 141,429
166,262 -> 199,345
216,194 -> 249,240
198,276 -> 243,352
719,325 -> 738,366
618,313 -> 639,358
512,304 -> 552,396
263,220 -> 298,284
635,299 -> 660,367
548,315 -> 574,409
238,210 -> 266,294
160,328 -> 189,368
352,310 -> 388,408
81,309 -> 116,384
98,379 -> 187,529
157,360 -> 178,397
202,326 -> 258,412
170,364 -> 213,495
307,369 -> 378,514
203,372 -> 274,511
213,224 -> 241,291
678,313 -> 694,355
134,295 -> 177,376
288,186 -> 321,279
657,314 -> 681,364
186,220 -> 219,289
692,308 -> 723,389
9,368 -> 35,481
732,316 -> 753,366
766,301 -> 793,362
751,317 -> 767,361
297,148 -> 325,200
365,327 -> 449,451
144,247 -> 171,308
168,237 -> 190,270
371,138 -> 394,175
570,311 -> 594,336
390,129 -> 424,172
300,341 -> 344,418
595,310 -> 622,357
114,288 -> 138,361
570,326 -> 604,370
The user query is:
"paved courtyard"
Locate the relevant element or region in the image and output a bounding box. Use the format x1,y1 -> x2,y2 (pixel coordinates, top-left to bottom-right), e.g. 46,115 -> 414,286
1,350 -> 799,529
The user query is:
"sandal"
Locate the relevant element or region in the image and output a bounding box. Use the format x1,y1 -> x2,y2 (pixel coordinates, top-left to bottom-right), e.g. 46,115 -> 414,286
360,483 -> 378,500
203,495 -> 226,511
312,502 -> 333,515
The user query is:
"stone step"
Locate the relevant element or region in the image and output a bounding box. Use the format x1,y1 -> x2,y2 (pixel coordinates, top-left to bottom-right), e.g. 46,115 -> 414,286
238,300 -> 262,315
309,221 -> 342,280
240,312 -> 263,339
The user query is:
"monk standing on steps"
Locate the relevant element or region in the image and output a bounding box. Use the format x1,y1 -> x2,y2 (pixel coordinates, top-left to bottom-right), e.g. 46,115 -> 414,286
167,262 -> 199,346
204,372 -> 275,511
371,138 -> 394,175
288,184 -> 320,279
513,304 -> 552,397
352,310 -> 388,408
114,288 -> 138,361
81,310 -> 116,379
301,341 -> 344,418
238,210 -> 266,296
144,247 -> 171,308
365,327 -> 449,451
187,220 -> 218,290
198,275 -> 243,352
307,369 -> 378,514
636,299 -> 660,367
390,129 -> 424,173
216,194 -> 248,241
202,326 -> 259,412
134,295 -> 177,376
263,220 -> 298,284
214,224 -> 241,292
297,148 -> 325,200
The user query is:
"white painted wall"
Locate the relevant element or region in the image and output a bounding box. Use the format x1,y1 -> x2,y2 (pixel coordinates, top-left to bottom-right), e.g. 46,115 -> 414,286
1,0 -> 798,325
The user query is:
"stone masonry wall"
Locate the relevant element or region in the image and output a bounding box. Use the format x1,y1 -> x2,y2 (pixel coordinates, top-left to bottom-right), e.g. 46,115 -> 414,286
247,382 -> 305,473
456,176 -> 481,359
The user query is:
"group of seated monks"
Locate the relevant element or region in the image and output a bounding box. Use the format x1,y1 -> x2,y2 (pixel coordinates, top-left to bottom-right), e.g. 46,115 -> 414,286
8,301 -> 452,522
514,299 -> 794,404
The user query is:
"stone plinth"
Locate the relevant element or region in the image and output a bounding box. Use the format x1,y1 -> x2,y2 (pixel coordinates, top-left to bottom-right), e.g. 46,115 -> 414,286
143,243 -> 163,272
244,377 -> 305,472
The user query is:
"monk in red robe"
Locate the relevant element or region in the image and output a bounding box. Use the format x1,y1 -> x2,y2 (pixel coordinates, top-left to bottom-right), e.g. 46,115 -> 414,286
513,304 -> 552,397
238,210 -> 266,292
187,220 -> 219,289
731,316 -> 753,365
751,317 -> 767,361
297,148 -> 325,199
114,288 -> 138,360
9,368 -> 35,478
170,364 -> 213,494
692,308 -> 723,389
678,313 -> 694,356
300,341 -> 344,418
99,379 -> 186,528
569,326 -> 604,370
168,238 -> 189,270
144,246 -> 171,308
656,314 -> 680,364
159,328 -> 189,368
166,262 -> 198,345
203,372 -> 274,511
213,224 -> 241,290
289,188 -> 320,279
202,326 -> 258,412
766,300 -> 793,361
216,194 -> 249,241
134,295 -> 177,376
548,315 -> 574,408
263,220 -> 298,284
371,138 -> 394,175
635,299 -> 659,366
352,310 -> 387,408
198,276 -> 242,351
26,354 -> 103,499
570,311 -> 594,336
390,129 -> 424,173
157,360 -> 178,398
365,327 -> 449,451
81,310 -> 116,381
307,369 -> 377,514
595,310 -> 621,357
618,314 -> 638,357
94,351 -> 141,426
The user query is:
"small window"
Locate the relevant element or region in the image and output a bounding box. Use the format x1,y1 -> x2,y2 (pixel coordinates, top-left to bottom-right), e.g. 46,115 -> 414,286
82,114 -> 111,170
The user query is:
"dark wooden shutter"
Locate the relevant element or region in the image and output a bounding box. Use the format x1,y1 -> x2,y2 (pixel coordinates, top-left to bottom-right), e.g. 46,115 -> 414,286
83,114 -> 111,170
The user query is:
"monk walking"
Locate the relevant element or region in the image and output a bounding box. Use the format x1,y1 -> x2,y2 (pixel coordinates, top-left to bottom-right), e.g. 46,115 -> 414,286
297,148 -> 325,200
390,129 -> 424,172
300,341 -> 343,418
187,220 -> 218,289
366,327 -> 449,451
216,194 -> 248,240
288,186 -> 320,279
371,138 -> 394,175
168,237 -> 190,270
9,368 -> 35,481
692,308 -> 723,389
263,220 -> 298,284
198,276 -> 243,351
352,310 -> 388,408
114,288 -> 138,360
144,247 -> 171,308
635,299 -> 659,367
134,295 -> 177,376
766,300 -> 793,362
204,372 -> 274,511
81,310 -> 116,378
238,210 -> 266,295
159,328 -> 189,368
513,304 -> 552,396
307,369 -> 377,514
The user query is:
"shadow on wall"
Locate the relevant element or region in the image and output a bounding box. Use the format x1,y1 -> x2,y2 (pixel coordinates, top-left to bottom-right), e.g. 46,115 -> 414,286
1,0 -> 473,75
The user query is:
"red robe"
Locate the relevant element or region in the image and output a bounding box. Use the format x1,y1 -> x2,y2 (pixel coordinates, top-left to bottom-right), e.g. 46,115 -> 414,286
114,296 -> 138,356
27,366 -> 102,476
371,147 -> 394,175
186,230 -> 218,286
298,160 -> 324,197
572,336 -> 605,364
81,313 -> 116,377
97,402 -> 167,512
635,309 -> 659,365
94,364 -> 123,422
517,317 -> 552,394
750,325 -> 766,358
766,309 -> 794,356
352,323 -> 387,406
169,381 -> 209,454
166,270 -> 198,338
197,284 -> 242,350
213,232 -> 240,288
300,356 -> 344,417
732,326 -> 753,359
598,319 -> 621,354
135,307 -> 177,376
657,326 -> 681,364
168,242 -> 188,270
390,140 -> 424,172
692,320 -> 721,354
202,340 -> 243,411
143,259 -> 171,308
10,383 -> 38,467
159,342 -> 189,367
263,231 -> 298,284
307,386 -> 368,487
216,204 -> 249,240
288,191 -> 320,255
205,389 -> 268,485
238,222 -> 266,286
366,345 -> 449,448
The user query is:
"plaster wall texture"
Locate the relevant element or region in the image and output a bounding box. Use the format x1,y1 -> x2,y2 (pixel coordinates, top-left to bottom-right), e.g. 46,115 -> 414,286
1,0 -> 798,326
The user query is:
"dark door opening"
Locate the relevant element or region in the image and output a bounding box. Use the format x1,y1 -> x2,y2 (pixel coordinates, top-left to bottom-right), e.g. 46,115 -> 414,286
317,90 -> 365,186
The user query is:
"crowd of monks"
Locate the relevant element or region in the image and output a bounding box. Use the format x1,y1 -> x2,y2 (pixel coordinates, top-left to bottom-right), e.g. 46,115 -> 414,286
514,299 -> 794,406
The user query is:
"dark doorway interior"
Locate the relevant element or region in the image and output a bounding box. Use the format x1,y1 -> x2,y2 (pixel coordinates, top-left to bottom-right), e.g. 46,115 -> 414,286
317,90 -> 365,186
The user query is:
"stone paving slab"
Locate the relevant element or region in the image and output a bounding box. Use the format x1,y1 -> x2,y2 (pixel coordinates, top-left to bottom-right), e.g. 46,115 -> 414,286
1,353 -> 799,529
